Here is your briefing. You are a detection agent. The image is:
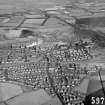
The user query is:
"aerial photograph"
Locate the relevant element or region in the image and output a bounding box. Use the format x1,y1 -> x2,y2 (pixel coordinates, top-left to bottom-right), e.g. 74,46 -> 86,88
0,0 -> 105,105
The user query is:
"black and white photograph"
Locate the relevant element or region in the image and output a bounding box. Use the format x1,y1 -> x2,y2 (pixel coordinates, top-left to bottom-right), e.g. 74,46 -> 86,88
0,0 -> 105,105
